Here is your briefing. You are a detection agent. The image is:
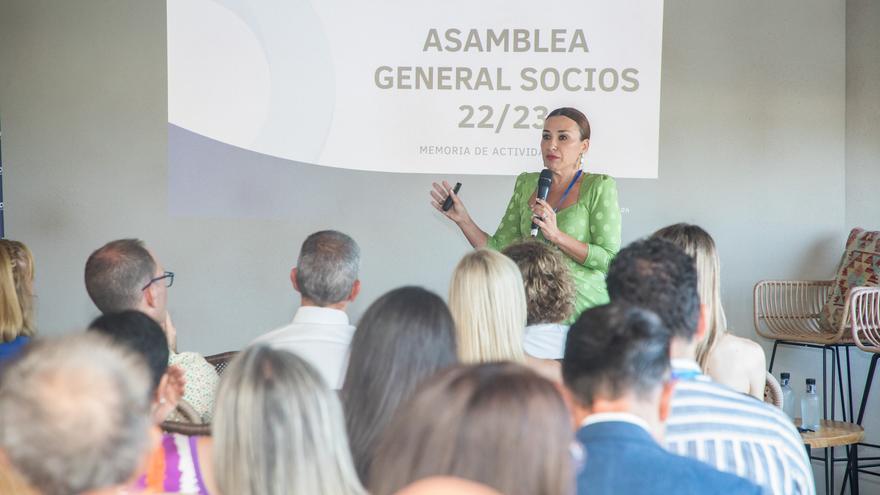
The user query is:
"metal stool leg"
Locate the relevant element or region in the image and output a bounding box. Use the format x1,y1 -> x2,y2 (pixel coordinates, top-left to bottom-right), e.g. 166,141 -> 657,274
769,340 -> 780,373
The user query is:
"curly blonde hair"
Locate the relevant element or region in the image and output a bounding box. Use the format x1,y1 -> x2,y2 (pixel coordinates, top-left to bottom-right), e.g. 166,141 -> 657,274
0,240 -> 36,342
503,241 -> 575,325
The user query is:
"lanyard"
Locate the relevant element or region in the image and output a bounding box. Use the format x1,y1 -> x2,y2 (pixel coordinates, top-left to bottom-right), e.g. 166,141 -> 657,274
554,169 -> 583,212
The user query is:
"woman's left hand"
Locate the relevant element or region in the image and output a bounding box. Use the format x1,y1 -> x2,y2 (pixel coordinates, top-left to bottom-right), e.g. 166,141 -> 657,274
531,198 -> 561,243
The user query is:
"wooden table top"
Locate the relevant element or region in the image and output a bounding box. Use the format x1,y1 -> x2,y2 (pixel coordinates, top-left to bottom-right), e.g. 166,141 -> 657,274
795,419 -> 864,448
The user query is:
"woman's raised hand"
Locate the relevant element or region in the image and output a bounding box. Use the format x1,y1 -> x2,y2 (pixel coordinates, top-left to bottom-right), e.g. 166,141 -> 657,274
430,180 -> 471,225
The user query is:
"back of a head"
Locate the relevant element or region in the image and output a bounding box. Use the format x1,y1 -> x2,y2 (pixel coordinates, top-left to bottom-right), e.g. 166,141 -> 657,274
652,224 -> 728,365
89,310 -> 170,394
605,237 -> 700,340
0,333 -> 153,495
295,230 -> 360,306
369,363 -> 573,495
0,239 -> 36,341
84,239 -> 156,314
394,477 -> 503,495
342,286 -> 458,483
213,345 -> 364,495
502,240 -> 575,325
563,303 -> 671,407
448,249 -> 527,363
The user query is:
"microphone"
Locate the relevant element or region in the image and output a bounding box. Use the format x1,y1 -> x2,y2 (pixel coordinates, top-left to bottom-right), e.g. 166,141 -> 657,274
531,169 -> 553,237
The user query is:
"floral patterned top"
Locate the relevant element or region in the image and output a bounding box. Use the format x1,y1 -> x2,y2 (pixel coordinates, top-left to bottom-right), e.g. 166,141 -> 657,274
168,351 -> 219,423
487,171 -> 621,322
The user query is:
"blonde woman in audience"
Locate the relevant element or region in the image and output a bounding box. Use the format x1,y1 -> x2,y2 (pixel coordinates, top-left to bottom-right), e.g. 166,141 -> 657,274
503,240 -> 575,359
449,249 -> 560,381
369,363 -> 574,495
0,240 -> 36,363
653,223 -> 766,399
213,345 -> 365,495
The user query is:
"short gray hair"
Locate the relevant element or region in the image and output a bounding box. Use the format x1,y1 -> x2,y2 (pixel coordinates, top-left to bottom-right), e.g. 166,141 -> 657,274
295,231 -> 360,306
0,333 -> 153,495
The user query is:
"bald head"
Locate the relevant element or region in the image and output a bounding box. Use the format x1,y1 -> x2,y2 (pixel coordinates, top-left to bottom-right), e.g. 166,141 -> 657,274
0,333 -> 153,495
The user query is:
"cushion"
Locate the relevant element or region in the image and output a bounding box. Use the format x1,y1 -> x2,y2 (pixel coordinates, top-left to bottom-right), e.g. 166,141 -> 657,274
821,228 -> 880,330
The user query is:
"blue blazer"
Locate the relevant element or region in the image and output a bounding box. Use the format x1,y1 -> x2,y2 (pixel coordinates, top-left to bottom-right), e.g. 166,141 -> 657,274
576,421 -> 764,495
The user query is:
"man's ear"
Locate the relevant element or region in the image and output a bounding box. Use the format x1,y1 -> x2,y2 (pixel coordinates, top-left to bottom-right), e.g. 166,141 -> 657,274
658,380 -> 675,422
556,384 -> 587,431
290,267 -> 300,292
348,279 -> 361,302
143,283 -> 158,310
695,304 -> 708,342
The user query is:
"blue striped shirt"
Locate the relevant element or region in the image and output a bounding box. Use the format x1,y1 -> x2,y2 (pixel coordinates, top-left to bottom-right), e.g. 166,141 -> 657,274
666,360 -> 814,495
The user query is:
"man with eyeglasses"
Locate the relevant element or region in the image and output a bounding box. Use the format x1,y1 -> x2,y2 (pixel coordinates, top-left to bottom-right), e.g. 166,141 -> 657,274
85,238 -> 218,423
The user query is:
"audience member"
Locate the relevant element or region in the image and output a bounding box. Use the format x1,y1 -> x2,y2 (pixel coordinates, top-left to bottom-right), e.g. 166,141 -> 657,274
448,249 -> 560,380
369,362 -> 573,495
212,345 -> 365,495
607,237 -> 814,495
503,240 -> 575,359
88,311 -> 215,494
252,230 -> 361,389
394,477 -> 503,495
563,303 -> 762,494
0,240 -> 36,363
342,286 -> 458,484
85,238 -> 218,422
0,333 -> 155,495
653,223 -> 766,398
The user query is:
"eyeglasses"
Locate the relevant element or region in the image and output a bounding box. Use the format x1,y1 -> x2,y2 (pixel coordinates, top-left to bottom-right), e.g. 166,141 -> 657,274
142,271 -> 174,291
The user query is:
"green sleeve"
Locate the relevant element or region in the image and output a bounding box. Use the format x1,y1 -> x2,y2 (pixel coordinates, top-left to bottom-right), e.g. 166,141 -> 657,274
583,176 -> 621,271
486,173 -> 527,251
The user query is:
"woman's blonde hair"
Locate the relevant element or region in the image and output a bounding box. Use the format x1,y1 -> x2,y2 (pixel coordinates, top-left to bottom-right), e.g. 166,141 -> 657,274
652,224 -> 727,370
449,249 -> 527,363
213,345 -> 365,495
502,240 -> 575,325
0,240 -> 36,342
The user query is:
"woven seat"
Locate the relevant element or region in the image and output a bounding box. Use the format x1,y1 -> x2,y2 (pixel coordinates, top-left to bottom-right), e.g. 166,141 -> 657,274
763,371 -> 783,409
753,280 -> 854,345
206,350 -> 238,375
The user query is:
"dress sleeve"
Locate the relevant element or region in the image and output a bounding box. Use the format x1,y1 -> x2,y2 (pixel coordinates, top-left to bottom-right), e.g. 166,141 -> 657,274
583,176 -> 621,271
486,173 -> 527,251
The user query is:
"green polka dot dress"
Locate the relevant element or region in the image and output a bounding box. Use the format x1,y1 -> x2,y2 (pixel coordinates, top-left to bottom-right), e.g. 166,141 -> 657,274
487,171 -> 622,323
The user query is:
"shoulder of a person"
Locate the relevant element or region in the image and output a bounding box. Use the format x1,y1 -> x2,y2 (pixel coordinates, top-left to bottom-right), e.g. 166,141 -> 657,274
719,334 -> 765,363
583,173 -> 616,187
170,351 -> 214,372
515,171 -> 539,185
681,454 -> 763,493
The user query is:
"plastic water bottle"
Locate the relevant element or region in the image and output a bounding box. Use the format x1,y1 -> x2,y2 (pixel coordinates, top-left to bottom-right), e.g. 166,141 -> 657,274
780,372 -> 796,419
801,378 -> 820,431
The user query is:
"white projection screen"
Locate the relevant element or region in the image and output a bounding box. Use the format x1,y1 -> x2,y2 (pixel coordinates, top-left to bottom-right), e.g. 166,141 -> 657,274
167,0 -> 663,215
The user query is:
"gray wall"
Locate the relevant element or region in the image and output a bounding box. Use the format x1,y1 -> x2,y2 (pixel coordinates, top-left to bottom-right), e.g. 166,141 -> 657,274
1,0 -> 876,492
846,0 -> 880,230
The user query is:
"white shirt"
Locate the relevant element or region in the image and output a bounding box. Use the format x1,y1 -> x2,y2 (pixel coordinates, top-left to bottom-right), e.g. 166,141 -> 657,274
251,306 -> 355,389
523,323 -> 569,359
580,412 -> 653,433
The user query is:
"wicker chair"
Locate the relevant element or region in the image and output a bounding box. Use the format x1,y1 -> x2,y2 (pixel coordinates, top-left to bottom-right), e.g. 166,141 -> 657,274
754,279 -> 859,424
160,350 -> 239,436
753,279 -> 850,345
763,371 -> 783,409
839,287 -> 880,493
